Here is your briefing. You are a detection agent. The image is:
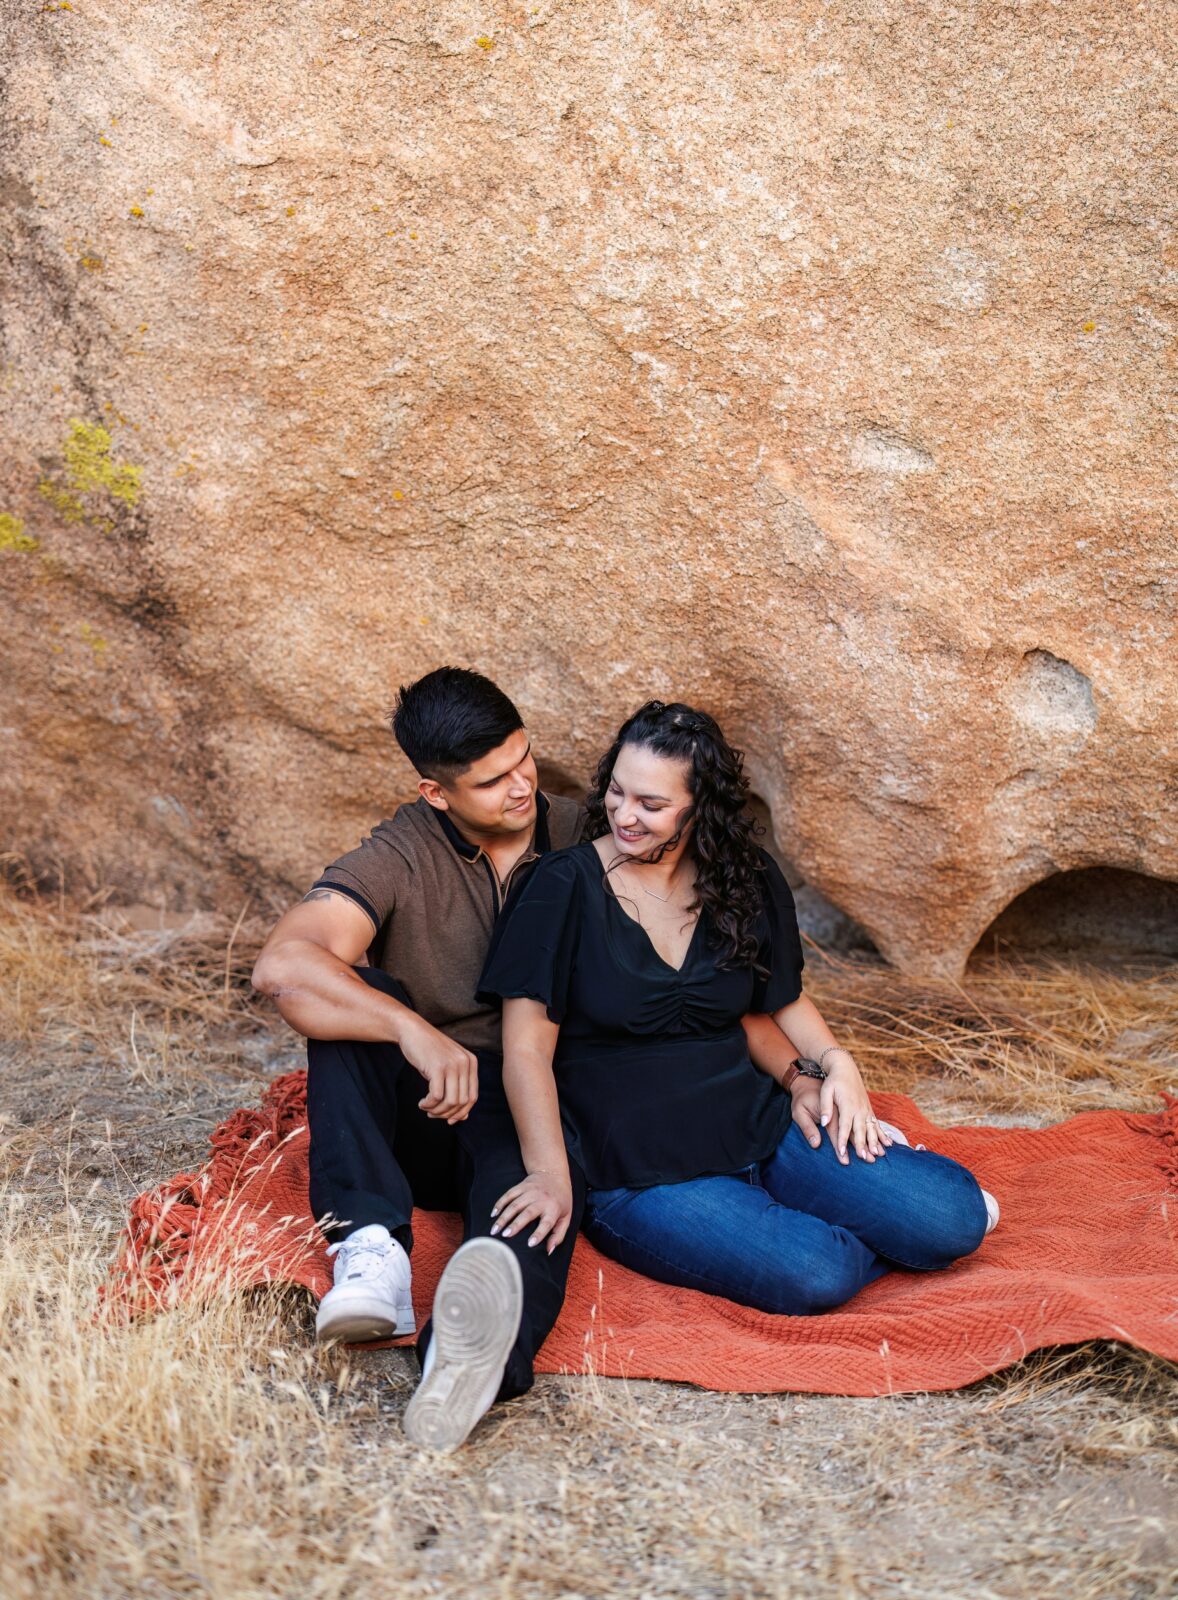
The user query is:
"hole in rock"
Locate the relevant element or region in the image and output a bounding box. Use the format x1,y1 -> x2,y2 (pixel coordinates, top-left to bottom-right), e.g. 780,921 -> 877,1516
968,866 -> 1178,968
746,793 -> 880,960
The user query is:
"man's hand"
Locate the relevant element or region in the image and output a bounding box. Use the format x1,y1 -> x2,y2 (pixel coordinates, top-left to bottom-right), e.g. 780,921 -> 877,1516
789,1073 -> 827,1149
791,1073 -> 859,1161
397,1013 -> 479,1123
490,1168 -> 574,1254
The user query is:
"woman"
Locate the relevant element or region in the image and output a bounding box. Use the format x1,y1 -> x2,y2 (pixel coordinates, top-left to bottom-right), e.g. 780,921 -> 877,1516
477,701 -> 997,1316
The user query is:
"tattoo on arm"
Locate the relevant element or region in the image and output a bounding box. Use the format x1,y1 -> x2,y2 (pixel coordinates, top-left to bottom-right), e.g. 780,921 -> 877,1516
302,888 -> 350,905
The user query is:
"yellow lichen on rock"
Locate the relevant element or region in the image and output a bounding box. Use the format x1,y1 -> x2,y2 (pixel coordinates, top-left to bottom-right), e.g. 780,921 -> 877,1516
37,419 -> 143,528
78,621 -> 110,656
0,513 -> 38,552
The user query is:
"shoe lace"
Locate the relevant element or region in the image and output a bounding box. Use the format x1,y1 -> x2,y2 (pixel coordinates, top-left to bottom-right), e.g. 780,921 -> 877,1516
326,1237 -> 392,1280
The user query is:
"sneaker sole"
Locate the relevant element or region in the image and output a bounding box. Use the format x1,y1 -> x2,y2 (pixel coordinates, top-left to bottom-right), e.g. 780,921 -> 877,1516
403,1238 -> 524,1453
315,1291 -> 416,1344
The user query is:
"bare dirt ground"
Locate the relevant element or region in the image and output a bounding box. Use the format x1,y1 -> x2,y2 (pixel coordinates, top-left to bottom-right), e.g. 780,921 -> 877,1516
1,885 -> 1176,1599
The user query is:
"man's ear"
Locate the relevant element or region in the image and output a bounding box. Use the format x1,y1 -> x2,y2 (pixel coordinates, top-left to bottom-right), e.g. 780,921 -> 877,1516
418,777 -> 449,812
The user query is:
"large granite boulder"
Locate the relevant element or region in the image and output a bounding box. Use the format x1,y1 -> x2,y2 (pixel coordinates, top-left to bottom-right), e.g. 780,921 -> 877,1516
2,2 -> 1173,976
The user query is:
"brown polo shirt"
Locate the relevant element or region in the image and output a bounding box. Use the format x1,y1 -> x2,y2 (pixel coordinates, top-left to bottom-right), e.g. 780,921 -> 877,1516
309,792 -> 587,1055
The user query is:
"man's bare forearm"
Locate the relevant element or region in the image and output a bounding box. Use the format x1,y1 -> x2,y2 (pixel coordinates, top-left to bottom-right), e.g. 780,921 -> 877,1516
251,939 -> 416,1043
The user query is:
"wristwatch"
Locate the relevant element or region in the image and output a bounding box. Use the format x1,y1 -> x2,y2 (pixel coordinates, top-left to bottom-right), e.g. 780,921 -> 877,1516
792,1057 -> 827,1080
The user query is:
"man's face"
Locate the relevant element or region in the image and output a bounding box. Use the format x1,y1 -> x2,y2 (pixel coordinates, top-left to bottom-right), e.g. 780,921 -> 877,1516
421,728 -> 539,839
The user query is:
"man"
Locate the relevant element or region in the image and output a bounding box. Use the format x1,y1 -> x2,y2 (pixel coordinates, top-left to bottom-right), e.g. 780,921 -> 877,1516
252,667 -> 587,1451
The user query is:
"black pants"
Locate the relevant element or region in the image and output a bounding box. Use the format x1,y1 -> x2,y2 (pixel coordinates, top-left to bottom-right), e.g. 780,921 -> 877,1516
306,968 -> 586,1400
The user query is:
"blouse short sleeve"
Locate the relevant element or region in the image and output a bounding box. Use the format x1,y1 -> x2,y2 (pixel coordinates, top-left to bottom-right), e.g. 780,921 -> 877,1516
749,850 -> 806,1012
477,849 -> 582,1023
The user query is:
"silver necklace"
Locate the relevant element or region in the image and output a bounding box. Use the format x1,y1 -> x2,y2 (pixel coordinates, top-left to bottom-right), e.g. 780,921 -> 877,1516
622,867 -> 692,908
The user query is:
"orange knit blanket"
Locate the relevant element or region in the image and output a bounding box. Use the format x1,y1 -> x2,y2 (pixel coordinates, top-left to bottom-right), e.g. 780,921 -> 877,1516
107,1073 -> 1178,1394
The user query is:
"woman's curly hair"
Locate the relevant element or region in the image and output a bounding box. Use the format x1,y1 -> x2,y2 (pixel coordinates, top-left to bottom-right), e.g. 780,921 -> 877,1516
585,700 -> 768,970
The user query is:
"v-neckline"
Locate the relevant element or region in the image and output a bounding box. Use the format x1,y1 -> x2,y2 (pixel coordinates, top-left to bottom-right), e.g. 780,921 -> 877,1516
592,844 -> 703,977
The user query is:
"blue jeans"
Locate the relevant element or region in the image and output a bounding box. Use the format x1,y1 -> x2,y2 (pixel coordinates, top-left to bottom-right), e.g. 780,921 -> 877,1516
583,1119 -> 990,1316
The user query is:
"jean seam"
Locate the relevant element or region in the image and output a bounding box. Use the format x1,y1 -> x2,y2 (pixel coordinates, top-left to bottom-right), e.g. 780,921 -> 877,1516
585,1212 -> 755,1303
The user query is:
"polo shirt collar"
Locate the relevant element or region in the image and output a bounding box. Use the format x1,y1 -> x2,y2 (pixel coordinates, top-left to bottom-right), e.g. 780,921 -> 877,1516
434,805 -> 481,860
431,790 -> 552,862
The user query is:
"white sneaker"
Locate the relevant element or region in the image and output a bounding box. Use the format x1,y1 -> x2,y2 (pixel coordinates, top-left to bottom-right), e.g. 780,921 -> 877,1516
402,1237 -> 523,1453
315,1223 -> 416,1343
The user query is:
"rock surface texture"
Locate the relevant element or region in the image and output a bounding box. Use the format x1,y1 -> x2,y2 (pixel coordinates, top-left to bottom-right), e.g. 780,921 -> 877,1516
2,2 -> 1174,977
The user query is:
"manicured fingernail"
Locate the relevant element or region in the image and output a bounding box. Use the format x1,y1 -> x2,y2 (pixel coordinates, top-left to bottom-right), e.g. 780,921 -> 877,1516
490,1207 -> 499,1217
490,1225 -> 500,1235
820,1115 -> 829,1127
503,1227 -> 514,1237
528,1238 -> 539,1248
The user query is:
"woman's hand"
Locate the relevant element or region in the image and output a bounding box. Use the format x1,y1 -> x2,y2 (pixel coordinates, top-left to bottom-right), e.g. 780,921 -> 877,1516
490,1167 -> 574,1254
819,1057 -> 891,1164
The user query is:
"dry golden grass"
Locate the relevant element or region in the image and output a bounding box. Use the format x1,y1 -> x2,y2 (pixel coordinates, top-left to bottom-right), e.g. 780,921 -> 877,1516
0,881 -> 1176,1598
0,866 -> 268,1087
803,939 -> 1178,1121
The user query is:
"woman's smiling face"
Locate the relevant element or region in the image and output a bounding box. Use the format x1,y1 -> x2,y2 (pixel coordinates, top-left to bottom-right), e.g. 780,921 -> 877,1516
604,741 -> 694,859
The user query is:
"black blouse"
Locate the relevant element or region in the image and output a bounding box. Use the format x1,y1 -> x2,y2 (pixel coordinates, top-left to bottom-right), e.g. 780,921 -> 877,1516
477,842 -> 805,1190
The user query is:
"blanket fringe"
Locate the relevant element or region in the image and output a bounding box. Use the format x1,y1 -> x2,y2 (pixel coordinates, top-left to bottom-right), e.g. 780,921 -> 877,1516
103,1070 -> 312,1314
1133,1090 -> 1178,1192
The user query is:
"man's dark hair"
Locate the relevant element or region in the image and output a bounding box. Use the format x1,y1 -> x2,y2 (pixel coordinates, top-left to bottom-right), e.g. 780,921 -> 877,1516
391,667 -> 524,781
